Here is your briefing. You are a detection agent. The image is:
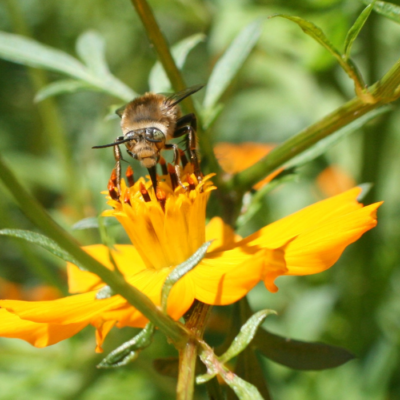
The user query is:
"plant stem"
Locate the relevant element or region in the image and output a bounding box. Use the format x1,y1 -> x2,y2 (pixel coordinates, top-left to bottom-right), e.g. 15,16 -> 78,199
177,301 -> 212,400
225,55 -> 400,193
0,156 -> 188,348
128,0 -> 221,178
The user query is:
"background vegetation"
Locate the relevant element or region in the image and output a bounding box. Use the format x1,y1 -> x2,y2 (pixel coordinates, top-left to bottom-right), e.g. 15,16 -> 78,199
0,0 -> 399,399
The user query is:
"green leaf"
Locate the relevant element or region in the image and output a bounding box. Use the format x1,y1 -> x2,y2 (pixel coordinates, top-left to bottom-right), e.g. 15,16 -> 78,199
161,241 -> 212,313
254,328 -> 354,370
357,183 -> 373,200
0,229 -> 85,270
0,31 -> 91,80
284,107 -> 390,169
97,323 -> 154,368
34,79 -> 96,102
76,30 -> 110,77
364,0 -> 400,24
344,1 -> 376,59
224,373 -> 264,400
203,19 -> 263,110
72,217 -> 118,230
149,33 -> 205,93
219,309 -> 276,364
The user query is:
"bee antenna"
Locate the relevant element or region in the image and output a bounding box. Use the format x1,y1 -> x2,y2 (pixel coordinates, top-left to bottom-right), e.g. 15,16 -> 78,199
92,137 -> 132,149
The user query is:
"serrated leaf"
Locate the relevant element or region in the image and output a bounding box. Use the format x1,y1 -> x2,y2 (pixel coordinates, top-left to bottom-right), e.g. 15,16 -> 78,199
219,309 -> 276,364
203,19 -> 263,110
284,107 -> 390,169
364,0 -> 400,24
149,33 -> 205,93
72,216 -> 118,230
76,30 -> 110,77
0,229 -> 84,269
161,241 -> 212,313
97,323 -> 154,368
34,79 -> 96,102
344,1 -> 376,59
254,328 -> 354,370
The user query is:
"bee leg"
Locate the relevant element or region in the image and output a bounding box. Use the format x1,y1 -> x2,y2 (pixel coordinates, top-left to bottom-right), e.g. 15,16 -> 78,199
147,166 -> 158,193
113,139 -> 123,194
174,113 -> 202,182
164,143 -> 187,190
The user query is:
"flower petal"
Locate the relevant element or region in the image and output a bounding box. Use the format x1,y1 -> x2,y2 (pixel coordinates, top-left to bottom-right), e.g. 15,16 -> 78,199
0,309 -> 87,348
67,245 -> 147,294
205,217 -> 241,251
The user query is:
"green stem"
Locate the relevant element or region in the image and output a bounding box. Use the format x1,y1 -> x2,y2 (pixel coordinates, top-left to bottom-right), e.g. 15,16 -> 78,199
177,301 -> 212,400
0,156 -> 188,348
225,55 -> 400,193
128,0 -> 221,178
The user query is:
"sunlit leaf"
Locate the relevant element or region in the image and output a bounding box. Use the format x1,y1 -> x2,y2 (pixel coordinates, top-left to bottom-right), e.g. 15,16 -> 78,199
76,30 -> 110,77
203,19 -> 263,110
219,309 -> 276,364
364,0 -> 400,24
34,79 -> 96,102
344,1 -> 376,59
284,107 -> 390,169
149,33 -> 205,93
161,241 -> 212,313
98,323 -> 154,368
0,229 -> 84,269
254,328 -> 354,370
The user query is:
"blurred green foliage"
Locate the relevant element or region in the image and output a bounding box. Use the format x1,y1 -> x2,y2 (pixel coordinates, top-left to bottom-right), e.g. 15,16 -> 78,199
0,0 -> 399,399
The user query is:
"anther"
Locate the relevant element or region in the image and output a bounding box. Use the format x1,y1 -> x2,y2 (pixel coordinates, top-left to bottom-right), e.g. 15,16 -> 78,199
124,189 -> 131,205
156,187 -> 166,211
108,178 -> 119,201
187,175 -> 196,191
168,163 -> 178,190
179,149 -> 188,168
110,168 -> 118,187
139,183 -> 151,202
126,165 -> 135,187
159,156 -> 168,175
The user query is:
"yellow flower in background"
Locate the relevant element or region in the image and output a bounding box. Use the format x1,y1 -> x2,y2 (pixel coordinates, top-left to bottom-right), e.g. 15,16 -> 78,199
0,168 -> 382,352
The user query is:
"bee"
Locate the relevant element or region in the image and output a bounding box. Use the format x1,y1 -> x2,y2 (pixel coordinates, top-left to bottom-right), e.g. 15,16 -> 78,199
93,84 -> 204,192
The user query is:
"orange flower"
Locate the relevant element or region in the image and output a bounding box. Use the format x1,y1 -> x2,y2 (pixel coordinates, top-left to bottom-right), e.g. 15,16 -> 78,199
0,170 -> 381,352
317,165 -> 356,197
214,142 -> 282,189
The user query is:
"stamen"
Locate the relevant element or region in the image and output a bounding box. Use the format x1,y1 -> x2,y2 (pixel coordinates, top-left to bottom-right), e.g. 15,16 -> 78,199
124,189 -> 131,205
108,178 -> 119,201
110,168 -> 118,187
168,163 -> 178,190
187,175 -> 196,191
159,156 -> 168,175
126,165 -> 135,187
139,183 -> 151,202
156,188 -> 166,211
179,149 -> 188,168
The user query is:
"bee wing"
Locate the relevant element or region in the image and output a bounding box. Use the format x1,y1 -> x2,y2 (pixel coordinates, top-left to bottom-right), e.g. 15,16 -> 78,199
163,84 -> 204,108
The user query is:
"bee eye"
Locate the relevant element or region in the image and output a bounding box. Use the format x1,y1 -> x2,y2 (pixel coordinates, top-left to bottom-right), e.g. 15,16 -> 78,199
145,128 -> 165,142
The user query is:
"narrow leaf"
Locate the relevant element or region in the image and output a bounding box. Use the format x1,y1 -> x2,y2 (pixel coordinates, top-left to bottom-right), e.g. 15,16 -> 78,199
72,217 -> 118,230
34,79 -> 95,102
357,183 -> 373,200
203,19 -> 263,110
344,1 -> 376,59
284,107 -> 390,169
97,323 -> 154,368
161,241 -> 212,313
364,0 -> 400,24
149,33 -> 205,93
219,309 -> 276,364
76,30 -> 110,77
0,31 -> 90,81
254,328 -> 354,370
224,373 -> 264,400
0,229 -> 84,270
